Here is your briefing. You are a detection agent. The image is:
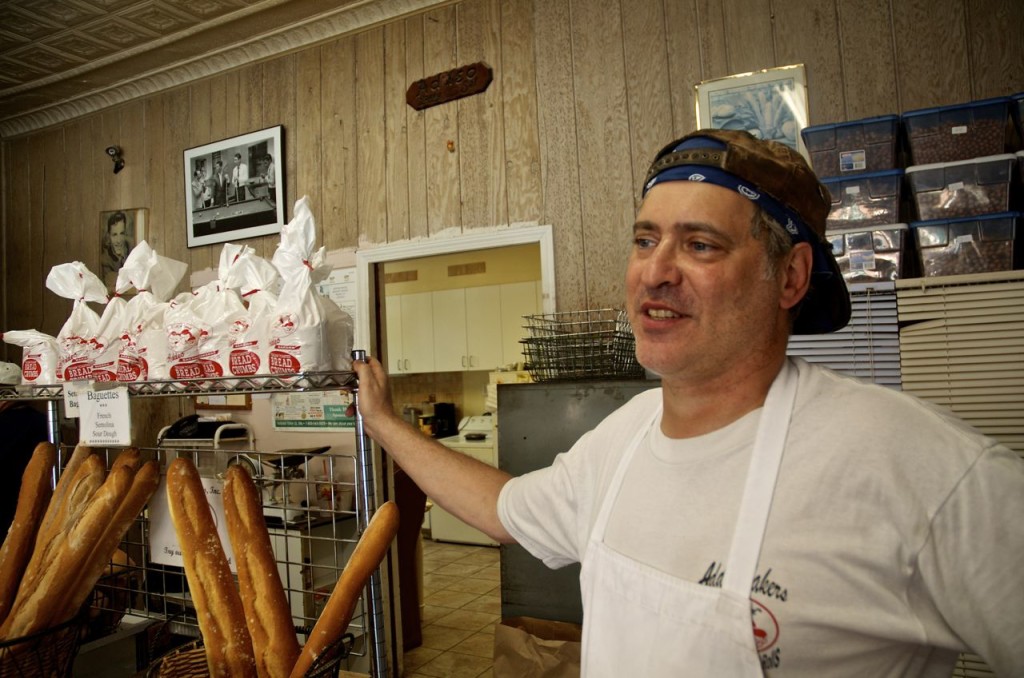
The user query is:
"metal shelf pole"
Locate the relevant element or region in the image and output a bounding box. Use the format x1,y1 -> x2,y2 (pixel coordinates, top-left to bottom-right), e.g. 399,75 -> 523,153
351,349 -> 388,677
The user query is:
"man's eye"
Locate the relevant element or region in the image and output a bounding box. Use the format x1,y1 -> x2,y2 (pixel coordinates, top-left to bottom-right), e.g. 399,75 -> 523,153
634,237 -> 655,249
691,241 -> 714,252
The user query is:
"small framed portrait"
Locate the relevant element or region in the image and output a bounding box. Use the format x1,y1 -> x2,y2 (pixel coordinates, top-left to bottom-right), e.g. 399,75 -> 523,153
99,207 -> 147,291
695,64 -> 809,159
183,125 -> 285,248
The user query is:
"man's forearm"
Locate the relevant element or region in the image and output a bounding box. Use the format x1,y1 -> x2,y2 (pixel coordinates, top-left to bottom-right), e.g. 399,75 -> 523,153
365,411 -> 516,544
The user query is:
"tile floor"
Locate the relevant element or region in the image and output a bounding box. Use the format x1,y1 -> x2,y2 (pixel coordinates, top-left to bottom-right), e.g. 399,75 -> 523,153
402,539 -> 501,678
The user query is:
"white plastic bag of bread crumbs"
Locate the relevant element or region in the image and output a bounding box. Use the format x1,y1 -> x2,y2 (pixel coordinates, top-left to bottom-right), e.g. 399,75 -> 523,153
185,244 -> 248,379
1,330 -> 60,385
222,249 -> 281,377
163,287 -> 209,380
268,197 -> 333,374
116,241 -> 188,381
92,294 -> 128,381
45,262 -> 109,382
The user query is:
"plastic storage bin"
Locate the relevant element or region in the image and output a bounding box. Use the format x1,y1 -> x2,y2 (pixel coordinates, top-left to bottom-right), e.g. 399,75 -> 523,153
905,154 -> 1016,220
910,212 -> 1021,277
826,223 -> 909,282
1013,93 -> 1023,145
801,115 -> 901,178
821,169 -> 904,229
902,97 -> 1014,164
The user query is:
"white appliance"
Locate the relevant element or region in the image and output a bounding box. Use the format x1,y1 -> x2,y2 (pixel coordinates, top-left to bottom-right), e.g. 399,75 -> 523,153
432,415 -> 498,546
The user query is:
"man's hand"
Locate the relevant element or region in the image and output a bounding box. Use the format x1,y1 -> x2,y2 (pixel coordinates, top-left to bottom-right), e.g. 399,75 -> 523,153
347,356 -> 400,437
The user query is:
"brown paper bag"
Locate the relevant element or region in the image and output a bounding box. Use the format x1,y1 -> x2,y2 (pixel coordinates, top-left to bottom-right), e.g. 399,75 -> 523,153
493,616 -> 582,678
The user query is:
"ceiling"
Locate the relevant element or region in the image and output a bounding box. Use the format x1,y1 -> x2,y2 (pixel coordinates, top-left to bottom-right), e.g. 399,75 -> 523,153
0,0 -> 448,138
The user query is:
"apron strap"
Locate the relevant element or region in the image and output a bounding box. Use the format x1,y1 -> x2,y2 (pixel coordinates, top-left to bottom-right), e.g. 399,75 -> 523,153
721,360 -> 799,595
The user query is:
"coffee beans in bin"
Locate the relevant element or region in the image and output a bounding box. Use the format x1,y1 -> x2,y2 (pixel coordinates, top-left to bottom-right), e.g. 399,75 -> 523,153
827,223 -> 909,283
821,169 -> 904,230
906,154 -> 1017,221
902,97 -> 1016,165
910,212 -> 1021,277
802,115 -> 901,178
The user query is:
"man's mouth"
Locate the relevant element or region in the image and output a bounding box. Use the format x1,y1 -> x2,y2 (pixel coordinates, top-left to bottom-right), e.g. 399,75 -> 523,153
645,307 -> 680,319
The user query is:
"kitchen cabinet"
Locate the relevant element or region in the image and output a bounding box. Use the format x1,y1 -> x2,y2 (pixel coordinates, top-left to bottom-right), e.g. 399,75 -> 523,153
499,281 -> 541,366
433,287 -> 503,371
388,281 -> 541,374
385,291 -> 435,374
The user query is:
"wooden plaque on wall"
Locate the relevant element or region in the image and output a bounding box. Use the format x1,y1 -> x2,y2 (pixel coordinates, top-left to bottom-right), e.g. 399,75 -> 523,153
406,62 -> 493,110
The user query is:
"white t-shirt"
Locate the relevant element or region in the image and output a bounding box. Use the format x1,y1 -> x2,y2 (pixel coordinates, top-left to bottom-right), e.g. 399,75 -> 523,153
498,358 -> 1024,677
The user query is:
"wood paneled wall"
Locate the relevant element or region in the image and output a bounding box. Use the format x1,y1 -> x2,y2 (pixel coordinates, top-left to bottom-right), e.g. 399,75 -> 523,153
3,0 -> 1023,352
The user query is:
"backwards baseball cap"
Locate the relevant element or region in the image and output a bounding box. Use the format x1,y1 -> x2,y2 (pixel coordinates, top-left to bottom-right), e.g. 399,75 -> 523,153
642,128 -> 851,334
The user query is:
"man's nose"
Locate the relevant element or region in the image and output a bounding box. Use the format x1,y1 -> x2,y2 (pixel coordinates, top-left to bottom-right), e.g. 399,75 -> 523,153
641,242 -> 682,288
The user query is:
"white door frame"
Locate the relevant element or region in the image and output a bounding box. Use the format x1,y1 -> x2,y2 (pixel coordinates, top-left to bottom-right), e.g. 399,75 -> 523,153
354,225 -> 556,355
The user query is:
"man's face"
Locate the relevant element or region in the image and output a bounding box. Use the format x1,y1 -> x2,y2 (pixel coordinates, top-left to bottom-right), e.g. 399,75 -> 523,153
110,219 -> 128,254
626,181 -> 790,382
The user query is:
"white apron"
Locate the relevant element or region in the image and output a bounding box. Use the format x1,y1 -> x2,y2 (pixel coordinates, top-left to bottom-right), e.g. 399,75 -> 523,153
579,361 -> 799,677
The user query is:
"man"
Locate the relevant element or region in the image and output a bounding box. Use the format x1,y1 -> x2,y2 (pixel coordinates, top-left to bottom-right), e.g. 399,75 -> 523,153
100,211 -> 131,278
211,160 -> 228,207
231,152 -> 248,203
351,129 -> 1024,676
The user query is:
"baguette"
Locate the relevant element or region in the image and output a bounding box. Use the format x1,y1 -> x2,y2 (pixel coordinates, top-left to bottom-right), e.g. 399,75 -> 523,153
59,459 -> 160,625
35,443 -> 93,546
0,463 -> 131,639
0,442 -> 56,625
110,446 -> 142,475
288,501 -> 400,678
223,465 -> 300,678
12,452 -> 106,623
167,458 -> 256,678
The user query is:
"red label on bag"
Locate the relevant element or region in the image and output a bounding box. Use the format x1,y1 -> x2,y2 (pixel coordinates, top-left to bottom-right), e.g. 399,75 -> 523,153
229,350 -> 260,375
22,358 -> 41,381
269,351 -> 300,374
64,362 -> 92,381
170,362 -> 203,380
117,357 -> 145,382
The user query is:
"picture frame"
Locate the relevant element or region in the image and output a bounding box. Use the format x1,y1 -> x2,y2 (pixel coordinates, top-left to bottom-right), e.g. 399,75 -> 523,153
183,125 -> 284,248
695,64 -> 809,159
195,393 -> 252,411
99,207 -> 147,292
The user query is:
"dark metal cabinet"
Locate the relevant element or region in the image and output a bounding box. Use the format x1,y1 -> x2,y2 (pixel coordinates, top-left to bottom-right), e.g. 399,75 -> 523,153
496,379 -> 659,624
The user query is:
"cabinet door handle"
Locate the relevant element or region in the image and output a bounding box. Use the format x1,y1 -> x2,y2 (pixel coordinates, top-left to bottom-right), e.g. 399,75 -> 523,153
404,359 -> 410,371
468,355 -> 475,368
462,356 -> 467,367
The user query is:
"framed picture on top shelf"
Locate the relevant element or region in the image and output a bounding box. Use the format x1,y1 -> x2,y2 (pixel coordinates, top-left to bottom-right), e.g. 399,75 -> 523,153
695,64 -> 809,159
183,125 -> 284,248
99,207 -> 146,292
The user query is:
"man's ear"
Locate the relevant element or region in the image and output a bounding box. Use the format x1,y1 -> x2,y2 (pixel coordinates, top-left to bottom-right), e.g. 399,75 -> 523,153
780,242 -> 813,312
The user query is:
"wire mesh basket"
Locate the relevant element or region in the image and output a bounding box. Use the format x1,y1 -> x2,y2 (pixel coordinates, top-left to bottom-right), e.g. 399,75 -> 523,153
520,309 -> 644,382
0,613 -> 86,678
146,628 -> 354,678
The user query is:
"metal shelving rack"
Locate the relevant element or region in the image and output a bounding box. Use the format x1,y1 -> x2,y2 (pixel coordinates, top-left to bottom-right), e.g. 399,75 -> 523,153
0,351 -> 391,677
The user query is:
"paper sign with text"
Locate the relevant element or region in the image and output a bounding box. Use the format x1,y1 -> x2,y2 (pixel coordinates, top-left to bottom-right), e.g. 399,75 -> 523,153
63,381 -> 85,418
79,384 -> 132,445
148,472 -> 236,572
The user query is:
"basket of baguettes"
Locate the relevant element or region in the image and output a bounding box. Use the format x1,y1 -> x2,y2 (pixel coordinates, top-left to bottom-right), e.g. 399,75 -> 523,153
148,458 -> 400,678
0,443 -> 161,678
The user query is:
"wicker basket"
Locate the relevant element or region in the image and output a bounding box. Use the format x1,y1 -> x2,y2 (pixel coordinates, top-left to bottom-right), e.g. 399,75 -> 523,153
146,630 -> 353,678
521,309 -> 644,382
0,614 -> 86,678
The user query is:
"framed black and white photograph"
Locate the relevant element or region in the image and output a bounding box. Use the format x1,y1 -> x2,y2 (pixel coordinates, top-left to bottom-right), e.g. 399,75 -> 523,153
99,207 -> 146,291
183,125 -> 284,248
695,64 -> 809,159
